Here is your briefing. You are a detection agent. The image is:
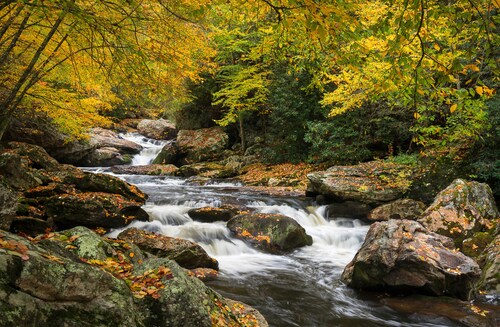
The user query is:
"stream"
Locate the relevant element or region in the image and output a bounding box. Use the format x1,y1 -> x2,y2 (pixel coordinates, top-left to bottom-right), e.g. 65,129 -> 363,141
88,133 -> 464,327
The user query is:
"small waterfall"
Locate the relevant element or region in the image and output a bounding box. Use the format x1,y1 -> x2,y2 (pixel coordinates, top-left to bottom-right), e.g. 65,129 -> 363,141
120,132 -> 167,165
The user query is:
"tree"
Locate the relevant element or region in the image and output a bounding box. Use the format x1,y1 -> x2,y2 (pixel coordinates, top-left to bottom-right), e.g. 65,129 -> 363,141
0,0 -> 214,140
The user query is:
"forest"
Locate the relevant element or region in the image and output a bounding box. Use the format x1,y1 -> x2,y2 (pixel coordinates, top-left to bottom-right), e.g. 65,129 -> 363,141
0,1 -> 499,326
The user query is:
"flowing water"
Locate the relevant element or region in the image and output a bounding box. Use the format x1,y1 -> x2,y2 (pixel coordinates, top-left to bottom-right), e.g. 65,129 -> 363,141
93,134 -> 465,327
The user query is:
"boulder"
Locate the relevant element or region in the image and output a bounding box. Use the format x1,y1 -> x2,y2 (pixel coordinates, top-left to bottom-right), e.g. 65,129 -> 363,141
341,219 -> 481,300
118,228 -> 218,270
188,205 -> 245,223
368,199 -> 427,222
418,179 -> 499,250
0,142 -> 148,233
0,182 -> 17,230
5,117 -> 95,164
307,161 -> 413,205
176,127 -> 228,164
152,142 -> 180,165
324,201 -> 372,220
89,127 -> 142,154
0,229 -> 267,327
475,234 -> 500,297
176,162 -> 235,178
111,164 -> 178,176
227,213 -> 313,253
45,193 -> 149,229
137,119 -> 177,140
81,147 -> 132,166
0,231 -> 143,326
78,128 -> 142,166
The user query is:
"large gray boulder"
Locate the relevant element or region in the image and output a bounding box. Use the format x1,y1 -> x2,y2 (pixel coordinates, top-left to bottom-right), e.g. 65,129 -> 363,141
176,127 -> 228,164
367,199 -> 427,222
137,119 -> 177,140
418,179 -> 499,251
118,228 -> 219,270
341,219 -> 481,300
111,164 -> 178,176
227,213 -> 313,253
0,228 -> 267,326
307,161 -> 413,205
0,182 -> 17,230
78,128 -> 142,166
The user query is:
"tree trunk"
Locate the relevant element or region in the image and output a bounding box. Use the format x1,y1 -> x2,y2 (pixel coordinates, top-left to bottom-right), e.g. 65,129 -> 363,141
0,110 -> 11,142
239,113 -> 246,153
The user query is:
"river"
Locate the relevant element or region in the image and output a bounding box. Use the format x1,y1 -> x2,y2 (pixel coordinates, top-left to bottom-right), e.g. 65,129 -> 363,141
89,133 -> 465,327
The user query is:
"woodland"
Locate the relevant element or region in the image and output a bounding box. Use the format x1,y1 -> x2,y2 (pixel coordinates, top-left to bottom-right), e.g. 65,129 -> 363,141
0,1 -> 499,326
0,0 -> 498,193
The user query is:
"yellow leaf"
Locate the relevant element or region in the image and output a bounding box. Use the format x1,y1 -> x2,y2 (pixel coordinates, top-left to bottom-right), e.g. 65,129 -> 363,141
476,86 -> 484,96
433,43 -> 440,51
450,104 -> 457,113
129,252 -> 135,258
413,112 -> 421,119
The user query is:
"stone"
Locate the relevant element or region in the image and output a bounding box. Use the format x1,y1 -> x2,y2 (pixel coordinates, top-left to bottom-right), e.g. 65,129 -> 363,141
418,179 -> 499,250
475,234 -> 500,297
137,119 -> 177,140
110,164 -> 178,176
341,219 -> 481,300
152,142 -> 180,165
368,198 -> 427,222
188,205 -> 244,223
81,147 -> 132,166
307,161 -> 413,205
45,193 -> 149,230
325,201 -> 373,220
227,213 -> 313,253
176,162 -> 235,178
176,127 -> 228,164
118,228 -> 219,270
0,181 -> 17,230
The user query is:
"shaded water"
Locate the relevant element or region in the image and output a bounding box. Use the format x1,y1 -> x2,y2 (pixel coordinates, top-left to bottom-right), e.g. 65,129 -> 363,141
92,135 -> 466,327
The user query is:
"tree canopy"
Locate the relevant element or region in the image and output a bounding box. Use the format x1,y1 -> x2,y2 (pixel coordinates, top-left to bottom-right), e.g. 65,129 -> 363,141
0,0 -> 498,159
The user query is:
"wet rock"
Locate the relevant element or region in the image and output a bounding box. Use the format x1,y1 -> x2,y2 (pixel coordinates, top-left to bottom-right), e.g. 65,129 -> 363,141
5,117 -> 95,164
0,182 -> 17,230
475,234 -> 500,297
137,119 -> 177,140
227,213 -> 313,253
188,268 -> 219,281
45,193 -> 149,230
418,179 -> 499,251
176,162 -> 235,178
188,205 -> 245,223
325,201 -> 372,220
342,219 -> 481,300
368,199 -> 426,222
152,142 -> 180,165
82,147 -> 132,166
307,161 -> 413,205
224,299 -> 269,327
0,150 -> 42,190
118,228 -> 219,270
89,127 -> 142,154
10,217 -> 51,236
111,164 -> 178,176
0,230 -> 143,327
177,127 -> 228,164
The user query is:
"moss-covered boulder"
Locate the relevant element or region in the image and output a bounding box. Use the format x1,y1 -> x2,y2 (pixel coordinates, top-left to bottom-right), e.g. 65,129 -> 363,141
367,198 -> 427,222
227,213 -> 313,253
137,119 -> 177,140
0,228 -> 267,327
152,142 -> 180,165
0,181 -> 17,230
307,161 -> 413,205
110,164 -> 178,176
418,179 -> 499,251
475,234 -> 500,297
0,230 -> 144,327
118,228 -> 218,270
188,205 -> 246,223
176,127 -> 228,164
341,219 -> 481,300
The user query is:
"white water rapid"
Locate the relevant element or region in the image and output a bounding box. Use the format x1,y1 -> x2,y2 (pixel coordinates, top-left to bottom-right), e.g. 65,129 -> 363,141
97,134 -> 463,327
